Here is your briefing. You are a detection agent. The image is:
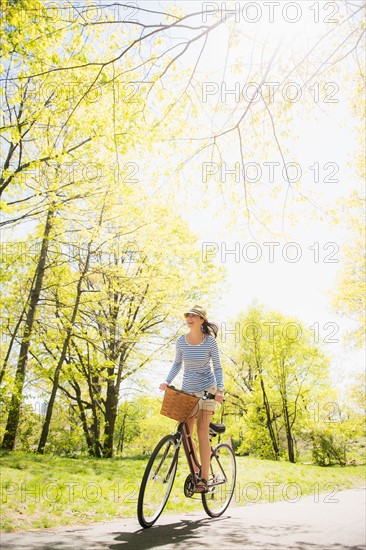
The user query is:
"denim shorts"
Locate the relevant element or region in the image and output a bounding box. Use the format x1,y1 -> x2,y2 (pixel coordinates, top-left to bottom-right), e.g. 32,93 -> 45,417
188,385 -> 217,418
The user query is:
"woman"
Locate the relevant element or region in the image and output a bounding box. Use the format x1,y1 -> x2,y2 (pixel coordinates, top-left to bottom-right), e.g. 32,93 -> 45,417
159,304 -> 224,493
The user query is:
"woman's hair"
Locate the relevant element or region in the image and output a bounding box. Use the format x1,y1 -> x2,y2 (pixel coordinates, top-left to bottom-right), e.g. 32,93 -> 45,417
201,320 -> 219,338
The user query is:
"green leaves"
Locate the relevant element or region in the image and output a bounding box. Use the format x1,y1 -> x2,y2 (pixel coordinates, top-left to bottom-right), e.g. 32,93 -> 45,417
222,305 -> 331,461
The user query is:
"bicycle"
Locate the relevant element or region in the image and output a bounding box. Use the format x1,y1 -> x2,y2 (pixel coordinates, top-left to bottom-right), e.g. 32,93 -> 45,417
137,386 -> 237,529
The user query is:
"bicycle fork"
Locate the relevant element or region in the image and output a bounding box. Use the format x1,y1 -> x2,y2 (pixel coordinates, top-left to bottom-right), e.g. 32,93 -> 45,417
152,435 -> 180,484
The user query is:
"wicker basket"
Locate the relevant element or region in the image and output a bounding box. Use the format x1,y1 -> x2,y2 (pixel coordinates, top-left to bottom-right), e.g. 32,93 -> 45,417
160,386 -> 200,422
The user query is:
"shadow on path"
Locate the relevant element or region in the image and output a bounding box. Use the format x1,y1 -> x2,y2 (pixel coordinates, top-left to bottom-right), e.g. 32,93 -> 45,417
1,488 -> 365,550
108,515 -> 365,550
1,515 -> 365,550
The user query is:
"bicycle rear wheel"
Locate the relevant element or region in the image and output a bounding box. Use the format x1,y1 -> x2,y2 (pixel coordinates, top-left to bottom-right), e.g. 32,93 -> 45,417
137,434 -> 179,528
202,442 -> 236,517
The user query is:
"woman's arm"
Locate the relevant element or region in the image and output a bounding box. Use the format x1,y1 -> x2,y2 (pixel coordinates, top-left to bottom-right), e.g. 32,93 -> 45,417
210,338 -> 224,391
160,339 -> 183,388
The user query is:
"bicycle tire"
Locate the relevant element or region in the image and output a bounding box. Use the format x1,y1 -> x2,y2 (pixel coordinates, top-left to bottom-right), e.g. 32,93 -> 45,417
202,442 -> 236,517
137,434 -> 179,528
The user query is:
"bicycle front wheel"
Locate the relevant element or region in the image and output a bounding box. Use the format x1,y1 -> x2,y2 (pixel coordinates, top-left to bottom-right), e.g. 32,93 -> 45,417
202,442 -> 236,517
137,434 -> 179,528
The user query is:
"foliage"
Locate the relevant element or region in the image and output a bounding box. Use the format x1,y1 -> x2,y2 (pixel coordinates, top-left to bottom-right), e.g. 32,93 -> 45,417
1,1 -> 364,463
331,67 -> 366,349
310,418 -> 364,467
222,305 -> 332,462
308,379 -> 365,466
331,189 -> 366,349
0,0 -> 224,455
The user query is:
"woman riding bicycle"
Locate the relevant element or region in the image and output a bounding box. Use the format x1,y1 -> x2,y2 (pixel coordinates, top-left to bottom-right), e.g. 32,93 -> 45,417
159,304 -> 224,493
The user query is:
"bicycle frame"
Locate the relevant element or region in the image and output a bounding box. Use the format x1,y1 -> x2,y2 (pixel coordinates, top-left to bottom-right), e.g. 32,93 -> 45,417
172,420 -> 228,489
180,421 -> 202,479
137,417 -> 236,528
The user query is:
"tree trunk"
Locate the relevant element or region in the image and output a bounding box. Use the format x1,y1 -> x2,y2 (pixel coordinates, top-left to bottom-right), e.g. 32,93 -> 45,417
102,295 -> 123,458
73,381 -> 97,456
1,206 -> 54,450
259,375 -> 280,460
117,413 -> 126,454
37,244 -> 91,454
103,378 -> 118,458
103,345 -> 127,458
282,397 -> 295,463
86,369 -> 102,458
0,303 -> 28,385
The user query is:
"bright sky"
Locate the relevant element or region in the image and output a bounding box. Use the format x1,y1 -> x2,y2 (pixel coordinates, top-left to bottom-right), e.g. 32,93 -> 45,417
132,0 -> 364,392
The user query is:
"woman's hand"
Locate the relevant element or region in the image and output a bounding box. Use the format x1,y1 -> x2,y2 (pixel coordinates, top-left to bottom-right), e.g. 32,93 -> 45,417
215,391 -> 224,403
159,382 -> 168,391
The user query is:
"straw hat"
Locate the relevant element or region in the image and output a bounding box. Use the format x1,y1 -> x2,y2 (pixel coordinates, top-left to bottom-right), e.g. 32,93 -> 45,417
183,304 -> 208,322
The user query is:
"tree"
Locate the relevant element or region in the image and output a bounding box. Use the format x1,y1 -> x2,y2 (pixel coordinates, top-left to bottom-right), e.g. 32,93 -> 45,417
37,239 -> 93,454
223,305 -> 330,462
14,179 -> 222,456
1,1 -> 106,448
2,0 -> 364,456
1,204 -> 55,449
65,209 -> 221,457
4,1 -> 363,237
332,194 -> 365,349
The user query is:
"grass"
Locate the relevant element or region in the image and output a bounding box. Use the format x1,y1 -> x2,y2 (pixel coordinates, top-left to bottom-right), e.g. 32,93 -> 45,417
0,449 -> 365,532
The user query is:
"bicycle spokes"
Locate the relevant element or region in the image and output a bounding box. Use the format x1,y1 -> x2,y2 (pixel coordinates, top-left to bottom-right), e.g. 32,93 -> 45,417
138,424 -> 236,528
202,443 -> 237,517
137,435 -> 178,528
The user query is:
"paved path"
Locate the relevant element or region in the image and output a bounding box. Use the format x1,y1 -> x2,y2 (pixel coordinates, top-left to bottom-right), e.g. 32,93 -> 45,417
1,487 -> 365,550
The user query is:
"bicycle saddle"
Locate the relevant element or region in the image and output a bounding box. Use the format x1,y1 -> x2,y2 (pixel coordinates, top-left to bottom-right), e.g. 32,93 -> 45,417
209,422 -> 226,434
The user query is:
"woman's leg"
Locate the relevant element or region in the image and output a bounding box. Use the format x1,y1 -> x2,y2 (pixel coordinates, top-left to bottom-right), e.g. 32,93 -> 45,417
196,409 -> 213,481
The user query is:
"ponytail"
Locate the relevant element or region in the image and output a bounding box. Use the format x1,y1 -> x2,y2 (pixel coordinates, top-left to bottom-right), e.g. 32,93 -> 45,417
201,321 -> 219,338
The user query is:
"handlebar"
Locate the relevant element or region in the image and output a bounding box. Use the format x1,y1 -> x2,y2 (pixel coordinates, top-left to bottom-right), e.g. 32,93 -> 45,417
168,385 -> 224,402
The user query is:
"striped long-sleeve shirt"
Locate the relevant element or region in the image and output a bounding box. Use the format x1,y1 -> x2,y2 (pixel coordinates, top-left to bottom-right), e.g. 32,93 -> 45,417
165,334 -> 224,393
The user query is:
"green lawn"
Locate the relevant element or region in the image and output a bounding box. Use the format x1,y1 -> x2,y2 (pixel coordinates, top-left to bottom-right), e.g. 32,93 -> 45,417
1,450 -> 365,532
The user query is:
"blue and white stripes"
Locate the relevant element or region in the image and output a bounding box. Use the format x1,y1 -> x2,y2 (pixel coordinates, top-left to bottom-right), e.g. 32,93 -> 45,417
165,335 -> 224,393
